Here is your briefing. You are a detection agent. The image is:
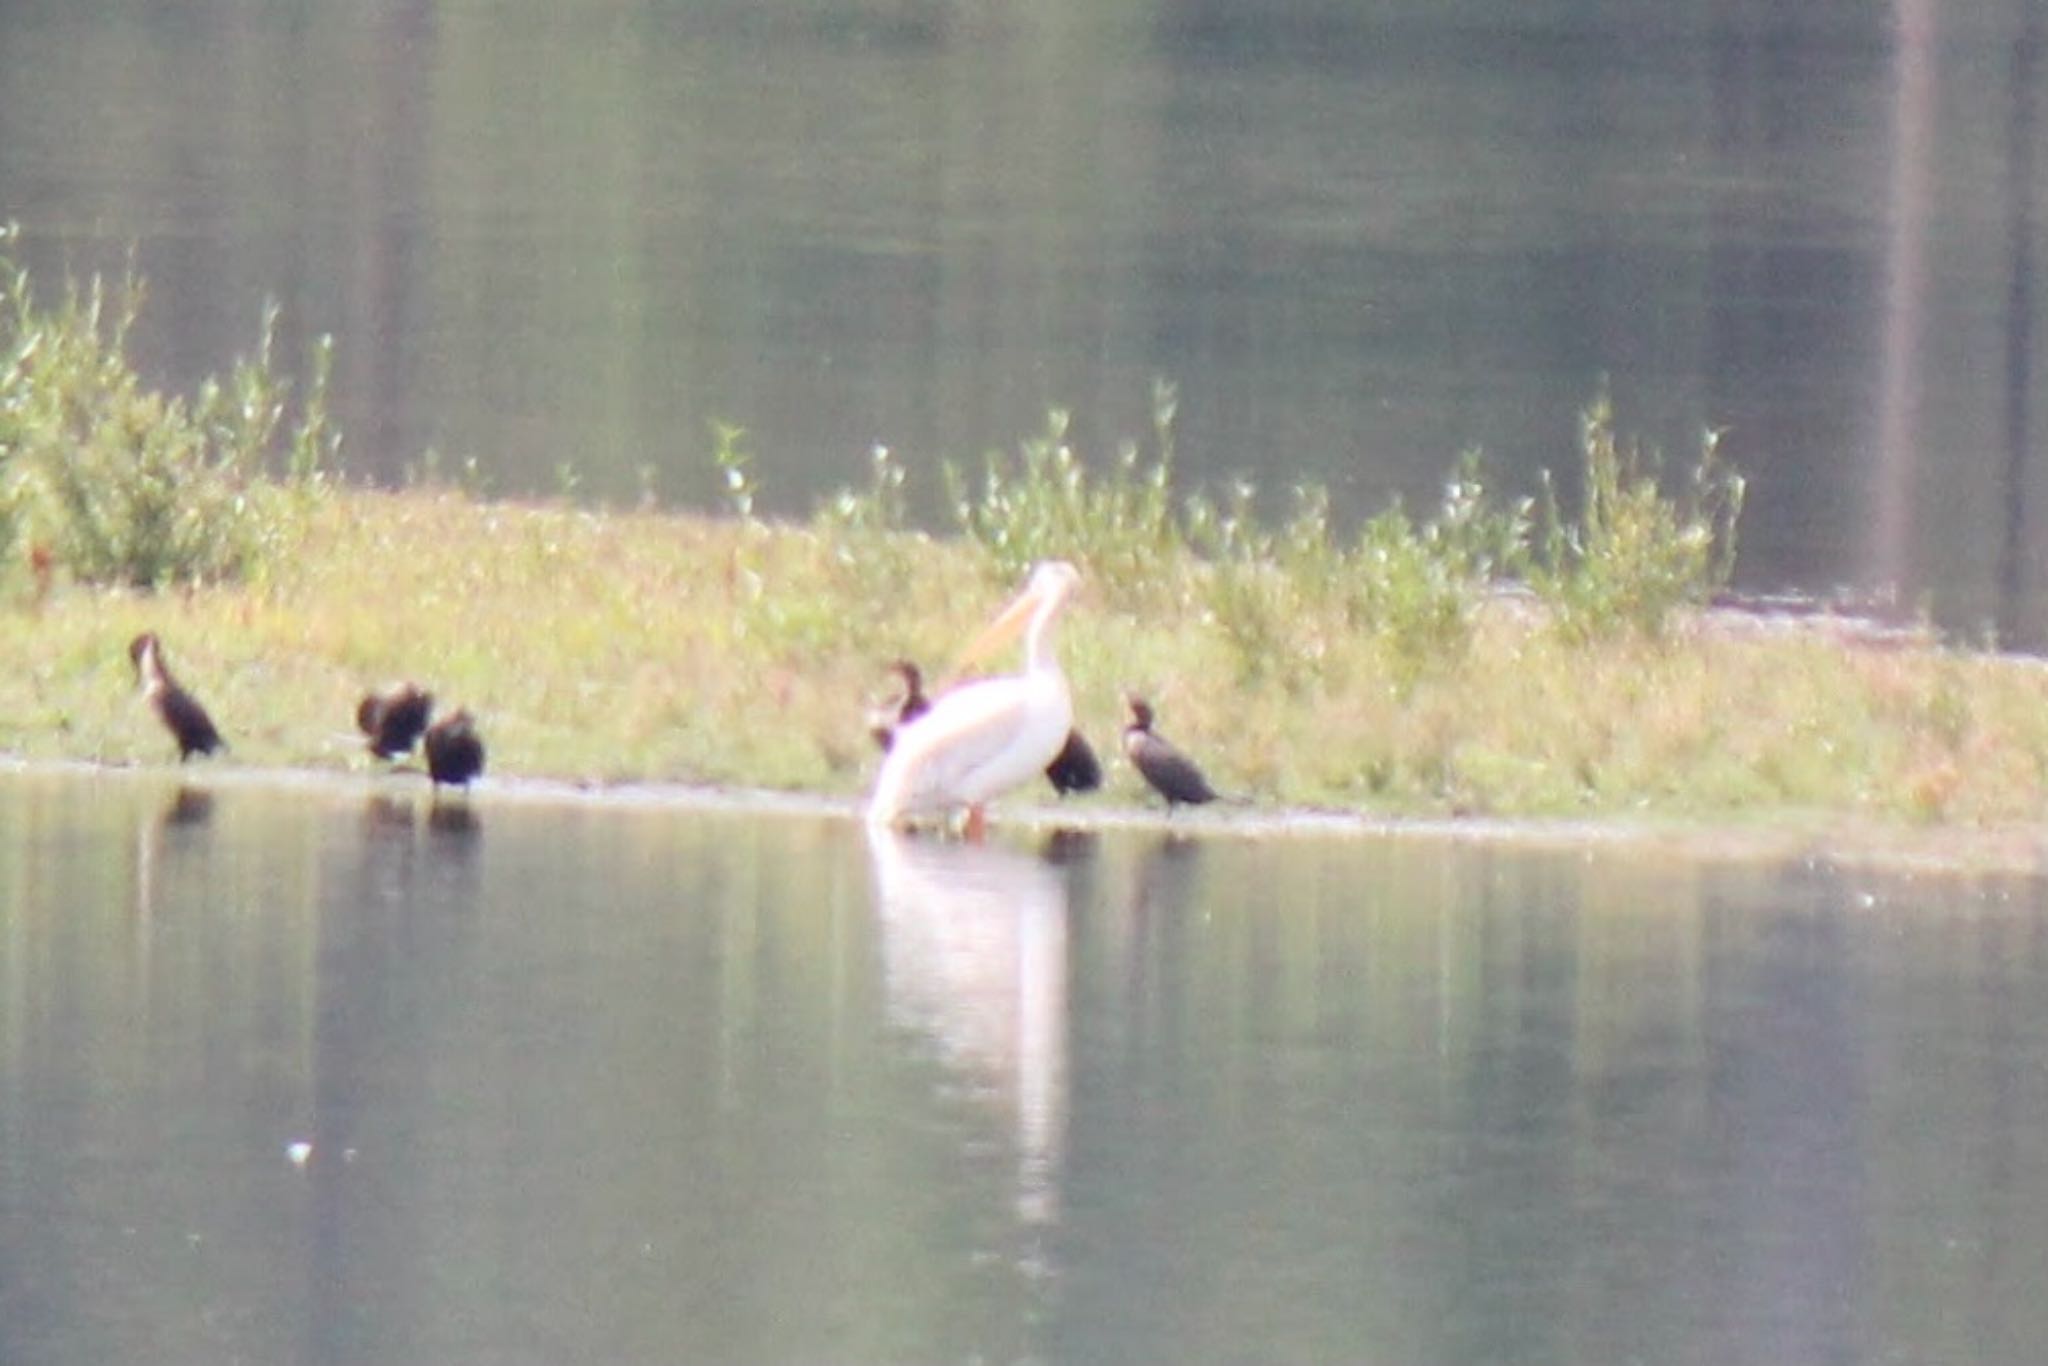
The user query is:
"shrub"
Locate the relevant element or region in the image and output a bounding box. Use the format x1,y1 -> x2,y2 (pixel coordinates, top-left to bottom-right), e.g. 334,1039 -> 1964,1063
945,380 -> 1183,602
1345,453 -> 1532,682
1530,390 -> 1744,641
1185,478 -> 1301,683
0,235 -> 332,589
817,379 -> 1742,686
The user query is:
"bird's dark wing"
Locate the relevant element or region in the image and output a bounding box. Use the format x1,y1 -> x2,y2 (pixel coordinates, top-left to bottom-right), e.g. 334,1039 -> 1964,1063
1132,733 -> 1216,805
161,687 -> 224,757
1044,729 -> 1103,794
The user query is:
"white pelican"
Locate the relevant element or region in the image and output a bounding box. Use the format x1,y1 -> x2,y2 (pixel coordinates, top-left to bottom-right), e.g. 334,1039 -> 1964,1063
866,560 -> 1081,837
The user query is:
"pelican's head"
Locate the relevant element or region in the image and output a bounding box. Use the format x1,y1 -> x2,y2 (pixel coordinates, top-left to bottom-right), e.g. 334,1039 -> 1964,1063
953,560 -> 1082,675
1023,559 -> 1082,605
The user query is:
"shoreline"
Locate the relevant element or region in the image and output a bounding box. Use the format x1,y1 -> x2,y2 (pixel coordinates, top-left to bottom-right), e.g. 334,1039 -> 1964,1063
13,751 -> 2047,880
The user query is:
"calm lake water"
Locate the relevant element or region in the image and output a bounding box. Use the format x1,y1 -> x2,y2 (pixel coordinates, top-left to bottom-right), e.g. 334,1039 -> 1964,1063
1,0 -> 2045,636
4,767 -> 2048,1365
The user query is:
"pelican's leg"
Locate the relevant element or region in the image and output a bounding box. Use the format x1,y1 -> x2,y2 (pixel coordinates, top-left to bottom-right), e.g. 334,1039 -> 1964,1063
963,804 -> 988,842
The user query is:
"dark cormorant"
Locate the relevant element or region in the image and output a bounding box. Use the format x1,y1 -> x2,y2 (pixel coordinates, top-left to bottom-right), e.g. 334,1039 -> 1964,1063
357,683 -> 434,759
422,709 -> 486,790
129,632 -> 225,762
1043,728 -> 1103,796
1122,695 -> 1218,809
868,659 -> 931,751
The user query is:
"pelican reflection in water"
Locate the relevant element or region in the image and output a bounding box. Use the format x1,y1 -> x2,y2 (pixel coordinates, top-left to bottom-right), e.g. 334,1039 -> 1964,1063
866,826 -> 1070,1230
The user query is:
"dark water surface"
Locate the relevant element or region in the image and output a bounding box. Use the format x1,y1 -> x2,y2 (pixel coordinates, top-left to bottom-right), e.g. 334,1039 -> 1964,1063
2,1 -> 2046,634
5,769 -> 2048,1364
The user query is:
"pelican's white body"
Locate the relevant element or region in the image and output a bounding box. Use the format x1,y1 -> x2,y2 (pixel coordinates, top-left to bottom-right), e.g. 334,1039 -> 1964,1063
867,667 -> 1072,822
866,562 -> 1079,828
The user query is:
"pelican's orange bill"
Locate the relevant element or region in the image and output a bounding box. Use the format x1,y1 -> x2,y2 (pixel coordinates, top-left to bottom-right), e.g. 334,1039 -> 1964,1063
947,579 -> 1043,680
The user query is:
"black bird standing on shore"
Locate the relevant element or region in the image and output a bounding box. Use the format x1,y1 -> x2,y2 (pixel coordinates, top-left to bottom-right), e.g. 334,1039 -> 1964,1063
358,683 -> 435,760
1043,727 -> 1103,796
422,709 -> 486,790
868,659 -> 931,751
129,632 -> 225,762
870,657 -> 1102,796
1122,695 -> 1218,809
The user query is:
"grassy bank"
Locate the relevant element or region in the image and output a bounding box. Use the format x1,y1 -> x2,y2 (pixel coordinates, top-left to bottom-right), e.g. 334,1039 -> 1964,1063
3,478 -> 2046,826
5,239 -> 2048,826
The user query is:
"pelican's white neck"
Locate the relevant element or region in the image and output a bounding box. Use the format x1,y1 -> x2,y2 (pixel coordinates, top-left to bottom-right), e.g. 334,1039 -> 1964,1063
1020,561 -> 1079,674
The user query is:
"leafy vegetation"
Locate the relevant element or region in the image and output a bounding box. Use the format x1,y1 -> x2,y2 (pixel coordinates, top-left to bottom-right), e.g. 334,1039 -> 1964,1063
945,381 -> 1183,604
9,249 -> 2037,829
1530,388 -> 1745,641
922,374 -> 1737,686
0,225 -> 333,590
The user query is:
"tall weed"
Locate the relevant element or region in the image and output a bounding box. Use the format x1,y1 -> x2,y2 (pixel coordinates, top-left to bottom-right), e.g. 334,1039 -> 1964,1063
0,237 -> 333,589
1345,453 -> 1532,683
945,380 -> 1183,604
1531,390 -> 1744,640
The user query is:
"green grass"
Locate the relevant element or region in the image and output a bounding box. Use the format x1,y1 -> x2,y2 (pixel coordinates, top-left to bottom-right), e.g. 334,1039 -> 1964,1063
6,244 -> 2045,828
3,478 -> 2046,828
